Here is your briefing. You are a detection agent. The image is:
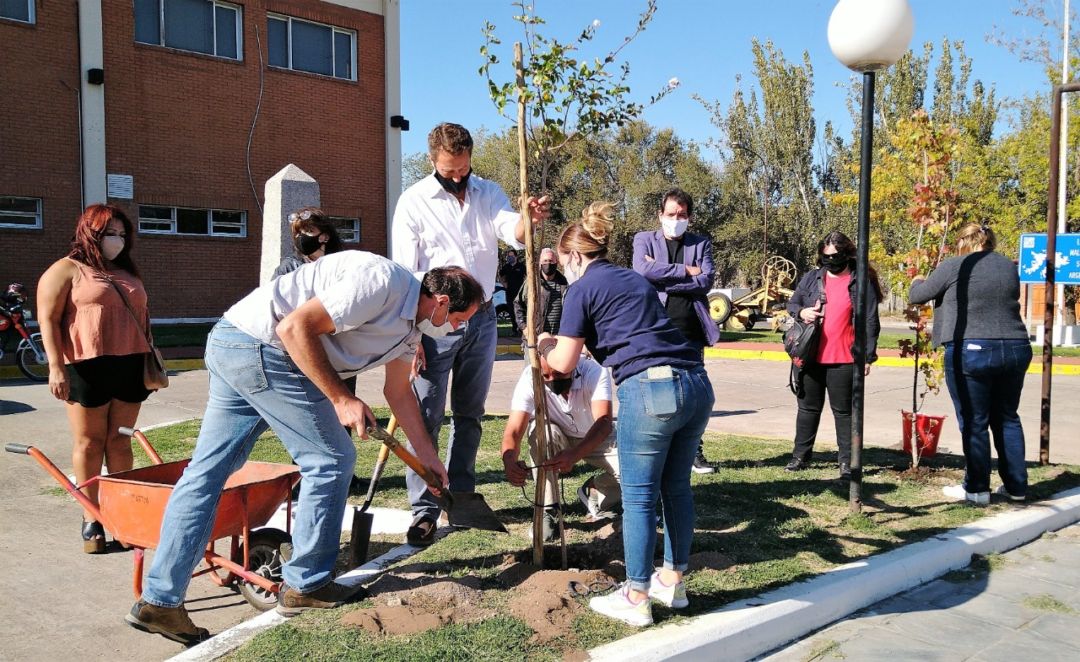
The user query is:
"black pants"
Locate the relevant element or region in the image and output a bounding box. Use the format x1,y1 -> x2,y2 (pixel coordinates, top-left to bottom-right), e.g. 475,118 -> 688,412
792,363 -> 853,465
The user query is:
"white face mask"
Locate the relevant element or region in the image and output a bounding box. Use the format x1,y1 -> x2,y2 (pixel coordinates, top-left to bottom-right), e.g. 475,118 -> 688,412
101,236 -> 125,261
563,254 -> 583,285
417,301 -> 454,338
661,217 -> 689,239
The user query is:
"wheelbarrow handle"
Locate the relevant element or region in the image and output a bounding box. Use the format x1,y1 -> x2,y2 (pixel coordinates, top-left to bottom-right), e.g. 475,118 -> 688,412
5,443 -> 31,454
118,427 -> 164,465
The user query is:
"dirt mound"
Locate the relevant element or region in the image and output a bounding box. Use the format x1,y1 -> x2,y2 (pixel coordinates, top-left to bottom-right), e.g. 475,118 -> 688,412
507,569 -> 615,643
341,579 -> 490,636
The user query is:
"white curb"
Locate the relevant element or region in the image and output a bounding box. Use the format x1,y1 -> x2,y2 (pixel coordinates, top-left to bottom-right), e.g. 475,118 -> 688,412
587,486 -> 1080,662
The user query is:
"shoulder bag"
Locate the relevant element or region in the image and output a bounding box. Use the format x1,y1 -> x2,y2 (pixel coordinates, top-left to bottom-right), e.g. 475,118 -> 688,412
104,275 -> 169,391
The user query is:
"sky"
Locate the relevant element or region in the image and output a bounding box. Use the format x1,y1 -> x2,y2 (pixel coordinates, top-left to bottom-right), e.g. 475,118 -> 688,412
397,0 -> 1062,160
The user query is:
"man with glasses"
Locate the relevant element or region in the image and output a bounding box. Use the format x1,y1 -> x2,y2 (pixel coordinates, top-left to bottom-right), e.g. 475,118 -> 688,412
632,187 -> 720,474
391,122 -> 550,546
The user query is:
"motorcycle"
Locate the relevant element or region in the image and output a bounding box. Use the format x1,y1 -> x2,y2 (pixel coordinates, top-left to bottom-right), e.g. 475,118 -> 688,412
0,283 -> 49,382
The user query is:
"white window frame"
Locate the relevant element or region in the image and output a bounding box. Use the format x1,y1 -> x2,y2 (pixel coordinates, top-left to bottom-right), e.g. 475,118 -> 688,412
329,216 -> 361,243
0,0 -> 34,24
138,205 -> 247,237
267,13 -> 357,81
0,196 -> 42,229
135,0 -> 243,61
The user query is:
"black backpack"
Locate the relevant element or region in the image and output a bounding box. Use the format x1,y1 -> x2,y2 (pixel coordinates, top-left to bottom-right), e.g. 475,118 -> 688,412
783,316 -> 822,395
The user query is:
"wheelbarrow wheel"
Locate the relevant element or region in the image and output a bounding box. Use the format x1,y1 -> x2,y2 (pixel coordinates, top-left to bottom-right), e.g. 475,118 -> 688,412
233,528 -> 292,611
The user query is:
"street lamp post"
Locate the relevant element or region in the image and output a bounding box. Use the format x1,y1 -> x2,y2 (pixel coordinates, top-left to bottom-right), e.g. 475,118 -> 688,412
827,0 -> 913,513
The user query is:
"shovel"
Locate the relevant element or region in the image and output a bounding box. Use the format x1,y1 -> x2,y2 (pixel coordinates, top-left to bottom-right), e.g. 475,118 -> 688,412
348,416 -> 398,567
365,424 -> 507,534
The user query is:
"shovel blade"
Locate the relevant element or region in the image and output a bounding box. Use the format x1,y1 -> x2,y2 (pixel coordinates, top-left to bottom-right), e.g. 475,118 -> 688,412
442,492 -> 507,533
349,509 -> 374,568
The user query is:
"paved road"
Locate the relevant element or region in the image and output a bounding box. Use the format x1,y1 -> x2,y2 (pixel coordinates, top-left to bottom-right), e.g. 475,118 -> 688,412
762,522 -> 1080,661
1,357 -> 1077,661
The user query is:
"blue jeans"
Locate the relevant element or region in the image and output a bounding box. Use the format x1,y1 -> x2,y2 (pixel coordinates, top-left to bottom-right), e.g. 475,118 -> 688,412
616,365 -> 714,592
943,339 -> 1031,496
407,303 -> 497,519
142,321 -> 356,607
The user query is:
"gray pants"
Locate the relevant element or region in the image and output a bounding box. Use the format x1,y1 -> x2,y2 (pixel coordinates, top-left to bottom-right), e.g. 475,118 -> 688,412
527,421 -> 620,511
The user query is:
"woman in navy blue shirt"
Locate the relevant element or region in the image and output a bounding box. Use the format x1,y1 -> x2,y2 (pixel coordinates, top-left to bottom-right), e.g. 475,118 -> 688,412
539,202 -> 714,627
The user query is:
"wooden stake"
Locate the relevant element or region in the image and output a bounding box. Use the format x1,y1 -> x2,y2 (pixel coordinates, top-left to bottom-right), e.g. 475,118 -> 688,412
515,42 -> 556,568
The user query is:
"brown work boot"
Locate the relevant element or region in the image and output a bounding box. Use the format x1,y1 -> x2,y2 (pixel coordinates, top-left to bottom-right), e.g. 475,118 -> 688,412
125,600 -> 210,646
276,581 -> 368,617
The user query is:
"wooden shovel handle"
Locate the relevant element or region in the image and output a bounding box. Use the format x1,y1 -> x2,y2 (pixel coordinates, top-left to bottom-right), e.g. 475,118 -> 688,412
366,425 -> 443,493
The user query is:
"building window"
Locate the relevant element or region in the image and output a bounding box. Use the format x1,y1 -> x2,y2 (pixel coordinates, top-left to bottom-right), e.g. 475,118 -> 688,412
329,216 -> 361,243
267,14 -> 355,81
0,0 -> 34,23
0,196 -> 42,229
138,205 -> 247,237
134,0 -> 242,61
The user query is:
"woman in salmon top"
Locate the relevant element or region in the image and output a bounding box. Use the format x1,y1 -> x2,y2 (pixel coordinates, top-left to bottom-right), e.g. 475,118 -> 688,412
37,204 -> 155,553
784,231 -> 882,480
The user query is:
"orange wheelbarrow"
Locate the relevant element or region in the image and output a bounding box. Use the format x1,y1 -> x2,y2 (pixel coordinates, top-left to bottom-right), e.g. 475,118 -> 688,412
5,426 -> 300,611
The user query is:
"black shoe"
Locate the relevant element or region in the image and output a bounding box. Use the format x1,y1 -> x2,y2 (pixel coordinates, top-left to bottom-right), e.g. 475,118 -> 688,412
785,458 -> 809,472
839,463 -> 851,480
405,515 -> 437,547
692,447 -> 716,474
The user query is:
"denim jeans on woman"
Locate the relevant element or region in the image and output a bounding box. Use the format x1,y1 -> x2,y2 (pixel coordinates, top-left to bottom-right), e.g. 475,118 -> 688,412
943,338 -> 1031,496
616,365 -> 714,593
142,321 -> 356,607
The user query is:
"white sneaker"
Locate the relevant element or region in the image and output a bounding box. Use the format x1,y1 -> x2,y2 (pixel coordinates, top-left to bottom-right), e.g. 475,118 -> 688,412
994,485 -> 1026,502
588,582 -> 653,627
647,570 -> 689,608
942,484 -> 990,505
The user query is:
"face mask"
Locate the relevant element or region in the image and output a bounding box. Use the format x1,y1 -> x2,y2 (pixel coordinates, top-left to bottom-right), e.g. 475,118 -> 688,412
821,253 -> 848,274
295,233 -> 324,257
661,217 -> 689,239
549,376 -> 573,396
434,169 -> 471,195
541,263 -> 557,278
563,256 -> 583,285
417,302 -> 454,338
101,236 -> 125,261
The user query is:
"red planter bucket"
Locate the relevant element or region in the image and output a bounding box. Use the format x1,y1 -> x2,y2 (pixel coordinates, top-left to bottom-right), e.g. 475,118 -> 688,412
901,411 -> 947,457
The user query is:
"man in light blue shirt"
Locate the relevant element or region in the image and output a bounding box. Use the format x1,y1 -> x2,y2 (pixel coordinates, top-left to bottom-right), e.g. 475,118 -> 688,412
126,253 -> 483,645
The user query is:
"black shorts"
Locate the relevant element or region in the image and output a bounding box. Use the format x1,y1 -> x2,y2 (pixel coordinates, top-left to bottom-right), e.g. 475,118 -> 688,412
66,354 -> 152,408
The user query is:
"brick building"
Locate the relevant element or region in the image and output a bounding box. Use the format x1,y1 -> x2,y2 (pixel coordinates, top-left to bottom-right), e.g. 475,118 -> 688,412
0,0 -> 403,319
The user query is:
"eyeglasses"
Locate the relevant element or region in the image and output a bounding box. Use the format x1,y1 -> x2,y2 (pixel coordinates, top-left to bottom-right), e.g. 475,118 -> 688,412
288,210 -> 317,223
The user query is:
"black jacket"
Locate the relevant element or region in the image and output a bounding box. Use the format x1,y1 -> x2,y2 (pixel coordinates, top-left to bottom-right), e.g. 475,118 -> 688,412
787,267 -> 881,364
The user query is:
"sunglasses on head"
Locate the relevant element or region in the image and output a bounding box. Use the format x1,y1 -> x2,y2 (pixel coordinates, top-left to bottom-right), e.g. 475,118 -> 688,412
288,210 -> 317,223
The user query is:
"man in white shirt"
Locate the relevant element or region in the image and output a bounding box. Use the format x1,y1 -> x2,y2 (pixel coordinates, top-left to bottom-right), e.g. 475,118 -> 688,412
392,122 -> 549,546
501,353 -> 621,542
127,253 -> 483,645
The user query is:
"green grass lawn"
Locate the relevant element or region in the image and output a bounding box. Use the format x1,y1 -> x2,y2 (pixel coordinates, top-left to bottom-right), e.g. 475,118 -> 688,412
129,413 -> 1080,661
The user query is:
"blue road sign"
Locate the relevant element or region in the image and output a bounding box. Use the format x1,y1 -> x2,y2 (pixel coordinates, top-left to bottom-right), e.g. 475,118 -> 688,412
1018,233 -> 1080,285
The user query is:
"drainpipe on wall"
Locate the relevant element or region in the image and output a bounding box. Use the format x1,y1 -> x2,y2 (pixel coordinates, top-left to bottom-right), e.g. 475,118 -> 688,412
78,0 -> 107,205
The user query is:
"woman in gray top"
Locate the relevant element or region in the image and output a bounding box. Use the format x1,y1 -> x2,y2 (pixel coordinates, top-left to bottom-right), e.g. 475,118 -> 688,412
909,223 -> 1031,506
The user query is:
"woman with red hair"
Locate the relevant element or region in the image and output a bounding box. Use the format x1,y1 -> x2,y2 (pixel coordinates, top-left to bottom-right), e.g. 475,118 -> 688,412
37,204 -> 156,553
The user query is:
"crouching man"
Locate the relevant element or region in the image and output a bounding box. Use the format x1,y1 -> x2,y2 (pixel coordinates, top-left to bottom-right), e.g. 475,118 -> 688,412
501,343 -> 620,542
126,253 -> 482,645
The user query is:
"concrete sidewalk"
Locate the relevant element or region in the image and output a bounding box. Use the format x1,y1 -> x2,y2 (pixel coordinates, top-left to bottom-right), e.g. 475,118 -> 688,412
1,356 -> 1078,661
762,521 -> 1080,661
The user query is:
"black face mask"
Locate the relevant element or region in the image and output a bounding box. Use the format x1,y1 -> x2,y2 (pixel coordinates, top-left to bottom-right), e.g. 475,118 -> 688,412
549,377 -> 573,396
541,263 -> 558,277
295,234 -> 324,257
434,169 -> 471,195
821,253 -> 849,274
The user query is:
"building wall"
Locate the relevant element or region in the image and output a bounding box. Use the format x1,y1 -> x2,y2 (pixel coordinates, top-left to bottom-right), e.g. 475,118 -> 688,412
0,2 -> 85,297
0,0 -> 387,318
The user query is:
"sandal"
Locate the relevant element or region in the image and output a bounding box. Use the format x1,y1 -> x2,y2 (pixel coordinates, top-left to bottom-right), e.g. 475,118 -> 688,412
82,519 -> 106,554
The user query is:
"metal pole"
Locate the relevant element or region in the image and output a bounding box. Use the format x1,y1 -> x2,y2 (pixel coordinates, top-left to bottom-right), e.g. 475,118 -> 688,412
850,71 -> 875,514
1057,0 -> 1070,336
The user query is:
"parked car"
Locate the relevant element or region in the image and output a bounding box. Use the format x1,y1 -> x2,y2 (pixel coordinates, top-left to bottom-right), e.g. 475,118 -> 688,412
491,284 -> 513,325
